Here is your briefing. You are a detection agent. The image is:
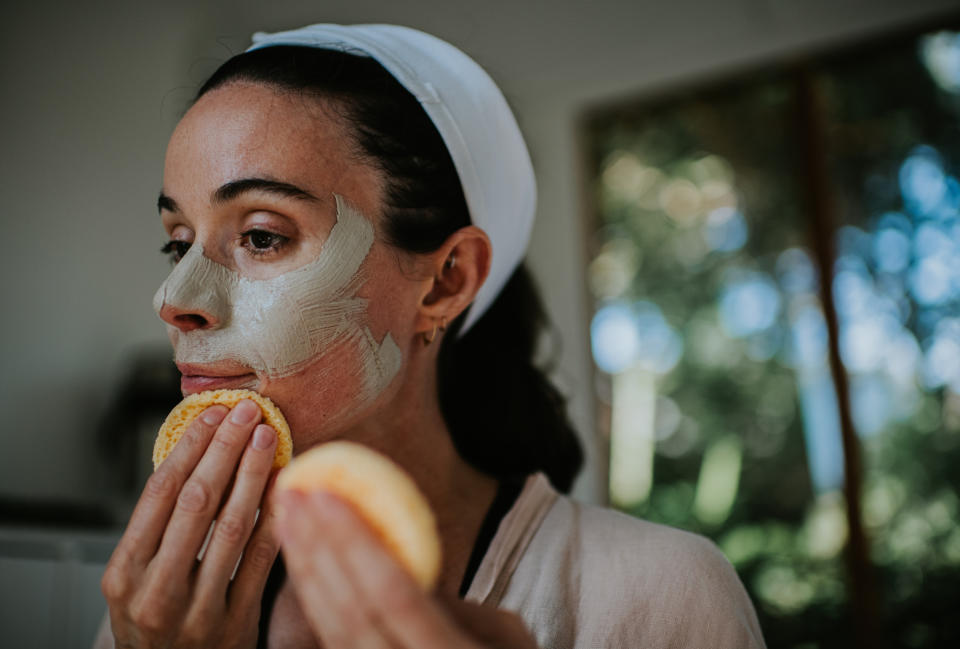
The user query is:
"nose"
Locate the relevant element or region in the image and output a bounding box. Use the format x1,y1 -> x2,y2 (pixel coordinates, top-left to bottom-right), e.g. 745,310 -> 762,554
157,303 -> 218,332
152,242 -> 230,332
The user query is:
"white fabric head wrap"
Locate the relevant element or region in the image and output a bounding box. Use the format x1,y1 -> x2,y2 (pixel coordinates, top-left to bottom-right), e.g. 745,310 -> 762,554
247,24 -> 536,334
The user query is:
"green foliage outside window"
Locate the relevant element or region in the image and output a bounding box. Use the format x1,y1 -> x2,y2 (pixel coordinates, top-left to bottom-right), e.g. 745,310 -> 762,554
584,26 -> 960,649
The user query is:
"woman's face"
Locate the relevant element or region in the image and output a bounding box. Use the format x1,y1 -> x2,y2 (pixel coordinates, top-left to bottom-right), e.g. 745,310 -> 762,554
156,82 -> 422,449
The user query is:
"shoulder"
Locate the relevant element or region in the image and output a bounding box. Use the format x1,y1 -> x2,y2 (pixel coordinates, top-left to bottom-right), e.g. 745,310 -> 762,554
538,495 -> 747,603
503,487 -> 766,648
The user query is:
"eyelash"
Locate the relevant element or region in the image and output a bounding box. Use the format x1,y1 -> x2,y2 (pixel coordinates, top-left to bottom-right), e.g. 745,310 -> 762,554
160,230 -> 288,264
160,240 -> 190,263
239,229 -> 289,256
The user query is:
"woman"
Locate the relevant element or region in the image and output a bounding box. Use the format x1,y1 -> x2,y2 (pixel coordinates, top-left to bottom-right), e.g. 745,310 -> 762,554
97,24 -> 766,649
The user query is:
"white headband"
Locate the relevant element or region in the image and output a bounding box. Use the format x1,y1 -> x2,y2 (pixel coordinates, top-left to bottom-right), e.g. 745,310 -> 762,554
247,24 -> 536,334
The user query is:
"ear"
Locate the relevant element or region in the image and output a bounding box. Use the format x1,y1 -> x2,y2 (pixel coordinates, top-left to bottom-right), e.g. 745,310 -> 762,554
415,226 -> 491,337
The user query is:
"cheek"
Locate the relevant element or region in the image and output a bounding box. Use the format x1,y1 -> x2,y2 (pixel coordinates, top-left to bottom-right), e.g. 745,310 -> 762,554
258,336 -> 383,448
357,259 -> 423,343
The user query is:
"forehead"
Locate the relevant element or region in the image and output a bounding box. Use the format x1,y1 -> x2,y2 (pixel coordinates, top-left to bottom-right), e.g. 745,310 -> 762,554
164,82 -> 383,214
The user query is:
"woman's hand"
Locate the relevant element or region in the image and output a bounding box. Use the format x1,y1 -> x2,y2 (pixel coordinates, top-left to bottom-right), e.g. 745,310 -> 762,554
101,399 -> 280,649
274,489 -> 540,649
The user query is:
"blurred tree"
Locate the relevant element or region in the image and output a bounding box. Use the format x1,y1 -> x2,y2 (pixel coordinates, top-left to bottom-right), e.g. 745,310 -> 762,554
585,23 -> 960,649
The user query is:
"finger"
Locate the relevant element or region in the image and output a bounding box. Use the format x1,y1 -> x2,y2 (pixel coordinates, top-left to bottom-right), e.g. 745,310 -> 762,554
276,490 -> 393,649
296,491 -> 468,649
438,596 -> 538,648
152,399 -> 262,582
228,481 -> 281,614
195,423 -> 277,603
104,405 -> 228,578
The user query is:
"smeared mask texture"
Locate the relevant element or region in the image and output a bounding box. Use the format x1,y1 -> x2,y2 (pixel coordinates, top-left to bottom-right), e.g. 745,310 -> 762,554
153,194 -> 402,400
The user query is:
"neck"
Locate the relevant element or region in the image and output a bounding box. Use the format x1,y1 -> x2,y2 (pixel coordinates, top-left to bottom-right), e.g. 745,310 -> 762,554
346,344 -> 499,596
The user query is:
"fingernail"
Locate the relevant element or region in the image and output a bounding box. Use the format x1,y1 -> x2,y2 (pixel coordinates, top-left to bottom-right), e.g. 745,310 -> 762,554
201,406 -> 228,426
275,488 -> 299,514
253,425 -> 276,450
310,491 -> 343,520
273,498 -> 287,525
230,399 -> 259,424
273,490 -> 299,532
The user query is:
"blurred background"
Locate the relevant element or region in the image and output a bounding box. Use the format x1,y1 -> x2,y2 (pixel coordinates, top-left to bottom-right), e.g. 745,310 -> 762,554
1,1 -> 958,647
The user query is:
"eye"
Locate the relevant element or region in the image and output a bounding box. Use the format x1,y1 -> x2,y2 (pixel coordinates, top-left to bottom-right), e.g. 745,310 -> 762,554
240,229 -> 288,256
160,240 -> 191,264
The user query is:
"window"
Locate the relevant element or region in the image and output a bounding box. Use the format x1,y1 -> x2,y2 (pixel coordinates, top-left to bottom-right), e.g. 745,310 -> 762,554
583,22 -> 960,649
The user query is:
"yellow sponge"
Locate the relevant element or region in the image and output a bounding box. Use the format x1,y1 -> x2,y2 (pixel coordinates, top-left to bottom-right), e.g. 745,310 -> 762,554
153,389 -> 293,471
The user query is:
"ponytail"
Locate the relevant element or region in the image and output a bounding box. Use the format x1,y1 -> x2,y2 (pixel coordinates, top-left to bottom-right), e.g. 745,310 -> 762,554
439,265 -> 583,492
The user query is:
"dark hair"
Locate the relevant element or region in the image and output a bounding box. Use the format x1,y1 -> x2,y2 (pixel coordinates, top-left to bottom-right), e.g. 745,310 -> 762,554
197,46 -> 582,492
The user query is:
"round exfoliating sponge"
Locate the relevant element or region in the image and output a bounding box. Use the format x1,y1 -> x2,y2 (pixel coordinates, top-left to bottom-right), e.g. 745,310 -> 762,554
276,441 -> 442,591
153,389 -> 293,471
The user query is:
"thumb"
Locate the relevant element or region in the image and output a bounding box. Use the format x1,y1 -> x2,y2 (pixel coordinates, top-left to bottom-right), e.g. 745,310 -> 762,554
436,595 -> 539,648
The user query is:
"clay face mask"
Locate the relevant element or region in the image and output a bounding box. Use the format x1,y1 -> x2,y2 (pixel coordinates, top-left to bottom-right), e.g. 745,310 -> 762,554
153,194 -> 402,400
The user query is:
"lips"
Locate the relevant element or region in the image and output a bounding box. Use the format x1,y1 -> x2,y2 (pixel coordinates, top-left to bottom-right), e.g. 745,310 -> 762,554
176,363 -> 259,395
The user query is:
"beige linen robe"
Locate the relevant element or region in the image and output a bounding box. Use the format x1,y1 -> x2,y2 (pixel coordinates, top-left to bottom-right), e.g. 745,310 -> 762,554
465,473 -> 767,649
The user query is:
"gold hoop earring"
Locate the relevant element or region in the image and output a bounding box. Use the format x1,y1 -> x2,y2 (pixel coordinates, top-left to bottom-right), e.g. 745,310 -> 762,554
422,317 -> 447,345
423,322 -> 439,345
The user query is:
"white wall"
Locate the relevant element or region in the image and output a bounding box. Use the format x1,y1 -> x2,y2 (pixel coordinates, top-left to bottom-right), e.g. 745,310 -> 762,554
1,0 -> 955,506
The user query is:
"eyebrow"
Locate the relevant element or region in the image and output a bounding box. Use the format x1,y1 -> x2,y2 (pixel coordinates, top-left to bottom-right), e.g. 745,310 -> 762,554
157,177 -> 321,214
157,193 -> 178,213
212,178 -> 321,204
